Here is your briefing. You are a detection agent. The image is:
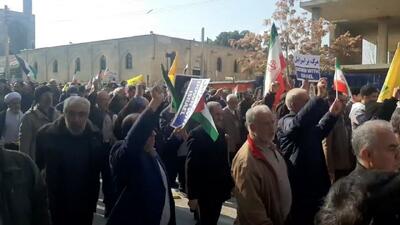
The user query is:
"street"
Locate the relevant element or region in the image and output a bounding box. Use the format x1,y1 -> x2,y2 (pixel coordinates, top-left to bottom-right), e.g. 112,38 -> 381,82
93,189 -> 236,225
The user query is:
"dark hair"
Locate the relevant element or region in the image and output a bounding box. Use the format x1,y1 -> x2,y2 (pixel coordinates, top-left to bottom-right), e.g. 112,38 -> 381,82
109,94 -> 128,115
34,85 -> 52,103
113,96 -> 149,140
360,85 -> 378,97
315,170 -> 398,225
351,87 -> 361,96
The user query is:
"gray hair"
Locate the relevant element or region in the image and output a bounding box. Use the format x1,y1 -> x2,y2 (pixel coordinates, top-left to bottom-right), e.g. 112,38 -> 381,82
226,94 -> 238,103
245,105 -> 272,128
285,88 -> 307,111
391,108 -> 400,134
64,96 -> 90,113
207,101 -> 221,114
352,120 -> 393,156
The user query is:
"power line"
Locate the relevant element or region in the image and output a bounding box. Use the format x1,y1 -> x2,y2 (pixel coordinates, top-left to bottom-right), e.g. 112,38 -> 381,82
52,0 -> 228,22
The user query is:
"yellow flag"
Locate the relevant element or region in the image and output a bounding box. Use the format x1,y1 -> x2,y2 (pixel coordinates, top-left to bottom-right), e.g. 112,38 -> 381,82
127,74 -> 144,86
378,43 -> 400,102
168,54 -> 178,85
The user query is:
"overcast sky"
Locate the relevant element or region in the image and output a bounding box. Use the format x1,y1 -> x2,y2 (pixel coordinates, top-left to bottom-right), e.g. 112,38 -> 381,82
3,0 -> 276,48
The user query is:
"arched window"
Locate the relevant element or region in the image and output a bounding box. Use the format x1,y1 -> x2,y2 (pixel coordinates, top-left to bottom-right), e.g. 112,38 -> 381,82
217,57 -> 222,72
100,55 -> 107,71
75,58 -> 81,73
234,60 -> 238,73
125,53 -> 132,69
53,60 -> 58,73
33,62 -> 38,73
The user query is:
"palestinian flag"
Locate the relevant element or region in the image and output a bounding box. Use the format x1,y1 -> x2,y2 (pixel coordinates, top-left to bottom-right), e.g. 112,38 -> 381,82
264,23 -> 286,107
161,64 -> 180,112
333,59 -> 352,97
191,96 -> 219,142
15,55 -> 37,79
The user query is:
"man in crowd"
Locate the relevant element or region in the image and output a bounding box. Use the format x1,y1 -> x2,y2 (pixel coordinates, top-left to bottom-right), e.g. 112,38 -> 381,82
0,92 -> 24,150
48,79 -> 61,106
0,146 -> 50,225
238,92 -> 253,139
232,105 -> 291,225
222,94 -> 242,162
276,78 -> 343,225
323,92 -> 355,182
349,84 -> 379,130
186,101 -> 234,225
89,90 -> 115,143
316,120 -> 400,225
20,85 -> 59,161
35,96 -> 109,225
108,86 -> 176,225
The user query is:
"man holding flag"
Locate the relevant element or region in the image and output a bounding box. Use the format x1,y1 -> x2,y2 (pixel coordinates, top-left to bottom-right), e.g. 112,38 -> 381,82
185,101 -> 234,225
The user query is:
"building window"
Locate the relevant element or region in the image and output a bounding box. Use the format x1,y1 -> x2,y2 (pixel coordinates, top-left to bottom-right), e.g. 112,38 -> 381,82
100,55 -> 107,71
33,62 -> 38,73
53,60 -> 58,73
234,60 -> 238,73
125,53 -> 132,69
75,58 -> 81,73
217,57 -> 222,72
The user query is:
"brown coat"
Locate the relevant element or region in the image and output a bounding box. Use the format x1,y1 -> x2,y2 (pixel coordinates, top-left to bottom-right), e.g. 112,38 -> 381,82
232,141 -> 287,225
222,107 -> 242,154
19,106 -> 60,161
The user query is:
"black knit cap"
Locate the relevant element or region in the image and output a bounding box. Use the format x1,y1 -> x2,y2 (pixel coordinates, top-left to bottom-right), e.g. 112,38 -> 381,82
34,85 -> 52,102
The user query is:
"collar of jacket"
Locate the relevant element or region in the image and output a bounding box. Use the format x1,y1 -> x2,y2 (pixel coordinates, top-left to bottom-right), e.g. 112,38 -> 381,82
247,135 -> 268,162
31,105 -> 56,122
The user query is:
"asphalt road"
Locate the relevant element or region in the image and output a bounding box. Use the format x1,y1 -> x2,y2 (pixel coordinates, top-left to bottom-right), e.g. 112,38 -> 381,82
92,189 -> 236,225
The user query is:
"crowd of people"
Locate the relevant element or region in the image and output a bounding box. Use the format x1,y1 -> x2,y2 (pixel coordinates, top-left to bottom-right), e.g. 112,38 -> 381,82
2,75 -> 400,225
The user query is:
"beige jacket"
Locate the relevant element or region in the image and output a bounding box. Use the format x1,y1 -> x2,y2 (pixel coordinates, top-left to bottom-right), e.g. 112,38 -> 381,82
19,106 -> 60,160
232,141 -> 287,225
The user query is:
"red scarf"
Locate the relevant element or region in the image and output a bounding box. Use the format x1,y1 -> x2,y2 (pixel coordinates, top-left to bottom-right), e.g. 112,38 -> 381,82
247,135 -> 268,162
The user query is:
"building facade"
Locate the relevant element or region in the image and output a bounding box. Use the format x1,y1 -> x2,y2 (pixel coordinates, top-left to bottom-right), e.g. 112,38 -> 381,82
0,0 -> 35,55
16,34 -> 247,84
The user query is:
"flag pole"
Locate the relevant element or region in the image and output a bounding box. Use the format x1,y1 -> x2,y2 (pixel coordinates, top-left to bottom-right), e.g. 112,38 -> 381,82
335,58 -> 338,100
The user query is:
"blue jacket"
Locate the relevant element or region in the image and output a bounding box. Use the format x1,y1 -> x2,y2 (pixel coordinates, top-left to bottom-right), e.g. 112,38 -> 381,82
276,97 -> 338,225
107,107 -> 176,225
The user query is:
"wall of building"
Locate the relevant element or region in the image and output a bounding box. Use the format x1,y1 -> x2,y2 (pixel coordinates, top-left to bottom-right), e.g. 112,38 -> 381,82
14,34 -> 246,83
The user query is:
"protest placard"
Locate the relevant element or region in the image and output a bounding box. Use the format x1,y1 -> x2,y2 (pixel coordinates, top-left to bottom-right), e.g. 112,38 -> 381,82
171,78 -> 210,128
294,53 -> 321,82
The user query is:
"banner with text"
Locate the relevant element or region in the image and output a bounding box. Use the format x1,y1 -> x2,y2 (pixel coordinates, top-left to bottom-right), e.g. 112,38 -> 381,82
294,53 -> 321,82
171,78 -> 210,128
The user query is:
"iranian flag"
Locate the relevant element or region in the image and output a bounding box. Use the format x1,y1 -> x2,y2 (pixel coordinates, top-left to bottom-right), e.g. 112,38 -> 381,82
192,97 -> 219,142
333,59 -> 352,97
264,23 -> 286,106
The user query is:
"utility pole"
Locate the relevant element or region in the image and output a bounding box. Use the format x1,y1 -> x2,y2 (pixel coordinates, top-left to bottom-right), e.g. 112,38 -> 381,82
200,27 -> 205,78
3,5 -> 10,79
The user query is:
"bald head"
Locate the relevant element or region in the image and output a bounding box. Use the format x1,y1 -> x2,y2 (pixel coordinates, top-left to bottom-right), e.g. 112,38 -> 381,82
246,105 -> 275,144
285,88 -> 310,113
207,101 -> 223,128
226,94 -> 238,110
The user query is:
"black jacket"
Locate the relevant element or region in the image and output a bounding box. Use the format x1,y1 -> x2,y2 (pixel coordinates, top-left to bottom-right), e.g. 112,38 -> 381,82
0,149 -> 50,225
276,97 -> 338,224
185,126 -> 234,201
35,117 -> 108,219
108,107 -> 176,225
